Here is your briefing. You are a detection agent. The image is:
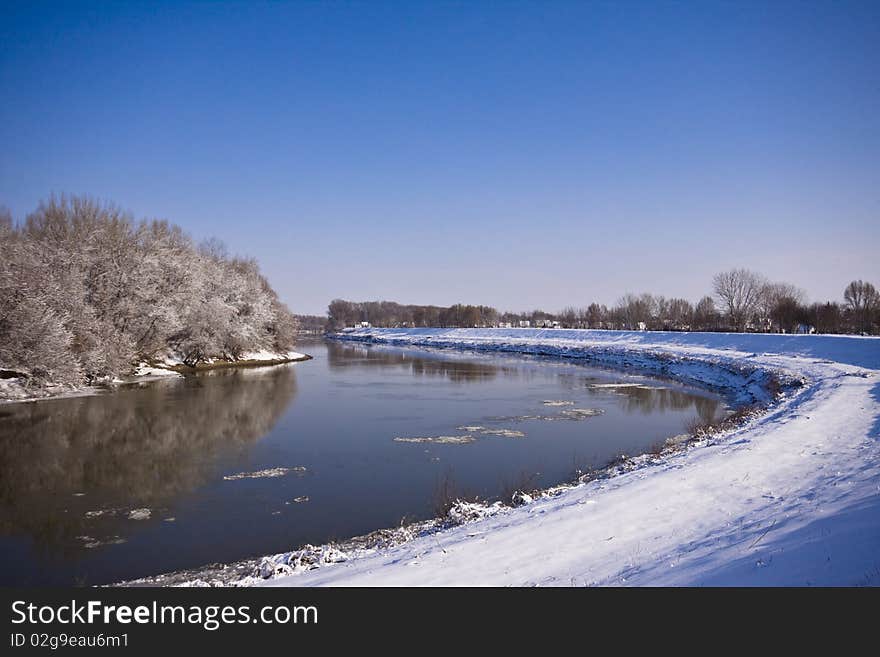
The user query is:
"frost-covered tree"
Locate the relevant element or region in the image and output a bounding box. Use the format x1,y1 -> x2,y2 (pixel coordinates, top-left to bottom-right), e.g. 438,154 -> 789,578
0,196 -> 298,386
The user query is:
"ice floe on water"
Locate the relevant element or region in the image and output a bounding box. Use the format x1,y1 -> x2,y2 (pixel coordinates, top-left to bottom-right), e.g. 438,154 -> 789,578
491,407 -> 605,422
560,408 -> 605,419
587,382 -> 664,390
287,496 -> 310,504
542,400 -> 576,406
85,506 -> 156,520
223,466 -> 307,481
77,535 -> 127,549
455,426 -> 525,438
393,435 -> 476,444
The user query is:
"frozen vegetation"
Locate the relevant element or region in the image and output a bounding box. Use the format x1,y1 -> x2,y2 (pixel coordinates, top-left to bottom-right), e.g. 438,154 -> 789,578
151,327 -> 878,587
0,196 -> 300,401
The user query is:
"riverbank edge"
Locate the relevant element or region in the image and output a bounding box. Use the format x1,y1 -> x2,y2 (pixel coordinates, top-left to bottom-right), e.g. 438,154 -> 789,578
118,333 -> 798,587
160,352 -> 312,373
0,352 -> 312,405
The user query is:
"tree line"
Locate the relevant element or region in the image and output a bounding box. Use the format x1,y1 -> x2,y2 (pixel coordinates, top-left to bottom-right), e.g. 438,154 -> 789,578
327,269 -> 880,335
328,300 -> 501,331
0,196 -> 298,388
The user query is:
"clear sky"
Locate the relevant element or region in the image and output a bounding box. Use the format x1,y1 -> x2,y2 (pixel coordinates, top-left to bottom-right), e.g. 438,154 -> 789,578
2,1 -> 878,315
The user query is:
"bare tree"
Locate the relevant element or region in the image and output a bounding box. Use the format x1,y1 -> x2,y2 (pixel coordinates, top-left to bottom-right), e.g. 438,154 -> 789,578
693,296 -> 719,331
844,280 -> 879,334
808,302 -> 843,334
758,282 -> 805,332
585,303 -> 605,329
665,298 -> 694,330
712,269 -> 765,331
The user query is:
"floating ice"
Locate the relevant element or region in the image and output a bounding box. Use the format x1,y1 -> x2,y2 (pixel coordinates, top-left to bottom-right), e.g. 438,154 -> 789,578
560,408 -> 605,419
393,435 -> 476,444
223,466 -> 307,481
456,426 -> 526,438
587,383 -> 663,390
491,408 -> 604,422
77,535 -> 126,549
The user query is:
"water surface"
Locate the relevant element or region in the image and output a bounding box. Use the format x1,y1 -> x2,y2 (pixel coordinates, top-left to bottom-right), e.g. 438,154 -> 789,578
0,339 -> 723,585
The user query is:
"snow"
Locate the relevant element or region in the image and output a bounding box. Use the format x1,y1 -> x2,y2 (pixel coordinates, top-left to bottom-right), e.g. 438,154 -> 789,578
223,466 -> 307,481
0,377 -> 101,404
1,350 -> 309,403
248,328 -> 880,587
0,377 -> 30,401
239,350 -> 308,362
134,363 -> 183,378
392,435 -> 477,444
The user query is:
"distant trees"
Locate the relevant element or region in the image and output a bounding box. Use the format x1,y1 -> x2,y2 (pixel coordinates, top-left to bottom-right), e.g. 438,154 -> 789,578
0,196 -> 297,387
693,296 -> 720,331
665,298 -> 694,330
844,280 -> 880,334
326,299 -> 498,330
294,314 -> 329,334
807,302 -> 843,335
324,274 -> 879,337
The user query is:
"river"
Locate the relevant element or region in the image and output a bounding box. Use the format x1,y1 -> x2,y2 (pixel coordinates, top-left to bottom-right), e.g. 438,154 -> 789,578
0,338 -> 724,585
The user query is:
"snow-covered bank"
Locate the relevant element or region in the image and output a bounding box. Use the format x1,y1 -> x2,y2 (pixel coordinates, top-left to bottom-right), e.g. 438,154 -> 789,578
242,328 -> 878,587
147,349 -> 310,373
0,350 -> 311,404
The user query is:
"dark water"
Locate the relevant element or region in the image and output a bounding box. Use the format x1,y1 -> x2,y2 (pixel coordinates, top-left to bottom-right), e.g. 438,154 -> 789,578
0,339 -> 724,585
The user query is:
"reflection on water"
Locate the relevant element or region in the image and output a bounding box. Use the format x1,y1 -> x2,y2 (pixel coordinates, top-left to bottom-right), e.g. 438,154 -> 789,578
327,342 -> 503,383
329,342 -> 723,422
584,382 -> 720,422
0,340 -> 723,585
0,366 -> 297,559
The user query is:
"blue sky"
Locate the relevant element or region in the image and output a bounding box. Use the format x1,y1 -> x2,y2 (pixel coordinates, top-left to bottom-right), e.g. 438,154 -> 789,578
2,1 -> 878,314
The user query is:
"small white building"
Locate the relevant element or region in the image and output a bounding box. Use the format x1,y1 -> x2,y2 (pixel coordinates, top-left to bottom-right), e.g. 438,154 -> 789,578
518,320 -> 531,328
497,322 -> 513,329
356,321 -> 372,328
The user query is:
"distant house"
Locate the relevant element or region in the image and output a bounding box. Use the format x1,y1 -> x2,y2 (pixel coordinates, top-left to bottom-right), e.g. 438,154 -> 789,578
535,319 -> 562,329
637,321 -> 647,331
497,322 -> 513,329
355,321 -> 372,328
518,320 -> 531,328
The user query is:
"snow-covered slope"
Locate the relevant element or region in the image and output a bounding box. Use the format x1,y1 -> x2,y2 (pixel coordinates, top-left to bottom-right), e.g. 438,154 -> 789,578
263,328 -> 879,587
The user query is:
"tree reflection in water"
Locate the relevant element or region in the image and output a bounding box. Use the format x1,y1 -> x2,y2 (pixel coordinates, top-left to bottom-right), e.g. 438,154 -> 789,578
326,342 -> 506,383
583,382 -> 721,424
0,365 -> 297,556
329,342 -> 721,422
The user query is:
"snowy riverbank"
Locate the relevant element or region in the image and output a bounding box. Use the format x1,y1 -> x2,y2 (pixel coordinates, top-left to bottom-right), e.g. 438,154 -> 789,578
0,350 -> 310,404
219,328 -> 879,587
